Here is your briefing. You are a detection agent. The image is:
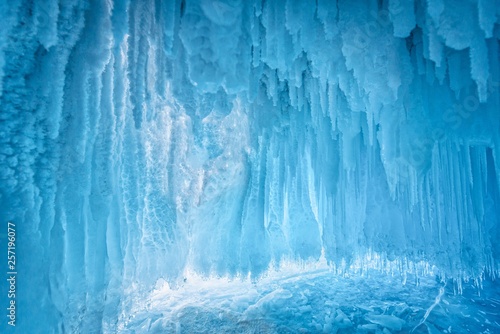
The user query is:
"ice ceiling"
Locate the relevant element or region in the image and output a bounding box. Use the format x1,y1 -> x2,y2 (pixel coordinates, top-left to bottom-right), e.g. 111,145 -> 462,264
0,0 -> 499,332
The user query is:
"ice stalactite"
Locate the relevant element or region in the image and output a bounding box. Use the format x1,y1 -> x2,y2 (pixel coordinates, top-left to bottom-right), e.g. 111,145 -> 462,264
0,0 -> 499,332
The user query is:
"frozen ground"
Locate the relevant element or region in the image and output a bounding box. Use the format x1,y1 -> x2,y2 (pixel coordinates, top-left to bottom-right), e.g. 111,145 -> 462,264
121,264 -> 500,334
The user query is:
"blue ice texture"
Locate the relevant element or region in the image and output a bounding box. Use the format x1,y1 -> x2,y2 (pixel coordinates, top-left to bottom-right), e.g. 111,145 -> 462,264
0,0 -> 499,332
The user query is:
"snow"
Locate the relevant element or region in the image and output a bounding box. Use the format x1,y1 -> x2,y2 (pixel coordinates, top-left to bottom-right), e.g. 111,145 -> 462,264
0,0 -> 499,332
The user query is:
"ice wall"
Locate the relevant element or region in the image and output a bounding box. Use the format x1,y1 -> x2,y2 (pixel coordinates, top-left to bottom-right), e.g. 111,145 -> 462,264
0,0 -> 499,332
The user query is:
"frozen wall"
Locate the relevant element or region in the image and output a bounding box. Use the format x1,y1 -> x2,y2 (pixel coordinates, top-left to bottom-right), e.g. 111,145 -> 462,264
0,0 -> 499,332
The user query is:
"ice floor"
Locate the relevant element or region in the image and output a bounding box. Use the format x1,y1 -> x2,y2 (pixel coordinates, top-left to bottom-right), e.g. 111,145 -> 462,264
121,266 -> 500,334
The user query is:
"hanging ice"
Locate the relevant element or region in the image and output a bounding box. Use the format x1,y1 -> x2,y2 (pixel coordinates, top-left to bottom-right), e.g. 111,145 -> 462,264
0,0 -> 499,332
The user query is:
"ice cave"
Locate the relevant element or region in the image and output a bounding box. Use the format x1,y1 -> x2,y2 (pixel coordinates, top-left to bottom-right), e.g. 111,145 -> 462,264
0,0 -> 499,333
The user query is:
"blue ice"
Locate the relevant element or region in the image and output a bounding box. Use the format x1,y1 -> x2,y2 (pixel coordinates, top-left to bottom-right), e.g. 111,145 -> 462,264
0,0 -> 499,332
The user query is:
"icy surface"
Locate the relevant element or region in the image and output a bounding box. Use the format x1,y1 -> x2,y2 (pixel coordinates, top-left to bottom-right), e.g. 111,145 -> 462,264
121,264 -> 500,333
0,0 -> 499,332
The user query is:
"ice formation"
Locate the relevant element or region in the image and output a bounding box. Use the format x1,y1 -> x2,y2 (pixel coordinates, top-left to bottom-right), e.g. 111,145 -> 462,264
0,0 -> 499,332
